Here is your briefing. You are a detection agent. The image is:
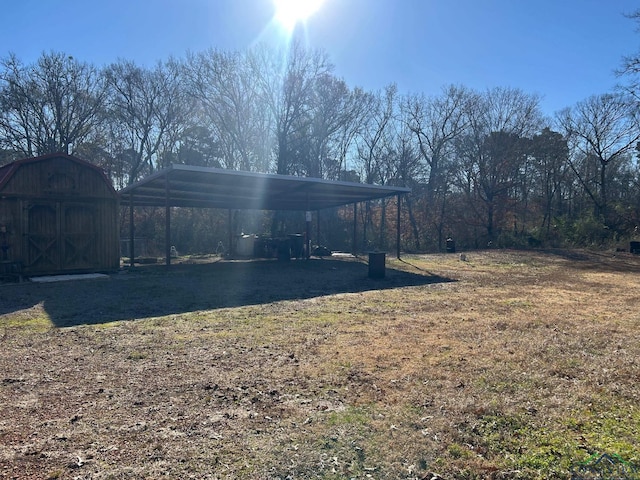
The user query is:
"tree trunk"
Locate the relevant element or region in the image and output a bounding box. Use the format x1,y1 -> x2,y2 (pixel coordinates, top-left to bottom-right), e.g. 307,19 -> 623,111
486,201 -> 494,242
600,161 -> 608,224
406,197 -> 421,251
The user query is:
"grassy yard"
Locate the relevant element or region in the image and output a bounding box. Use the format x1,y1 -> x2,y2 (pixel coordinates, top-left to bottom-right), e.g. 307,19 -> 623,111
1,250 -> 639,479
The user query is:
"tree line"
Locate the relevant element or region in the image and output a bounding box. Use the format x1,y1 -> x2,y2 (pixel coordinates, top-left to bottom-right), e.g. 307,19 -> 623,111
2,31 -> 640,254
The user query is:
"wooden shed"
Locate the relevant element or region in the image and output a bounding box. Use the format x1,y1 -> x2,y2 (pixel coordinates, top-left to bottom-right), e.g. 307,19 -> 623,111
0,154 -> 119,276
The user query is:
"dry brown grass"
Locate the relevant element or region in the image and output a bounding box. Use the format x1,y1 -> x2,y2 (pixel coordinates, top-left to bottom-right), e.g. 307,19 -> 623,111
1,250 -> 640,479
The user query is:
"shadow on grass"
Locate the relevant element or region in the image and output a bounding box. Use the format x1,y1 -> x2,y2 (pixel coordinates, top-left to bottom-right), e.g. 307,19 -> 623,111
397,258 -> 441,275
540,248 -> 640,274
0,257 -> 454,328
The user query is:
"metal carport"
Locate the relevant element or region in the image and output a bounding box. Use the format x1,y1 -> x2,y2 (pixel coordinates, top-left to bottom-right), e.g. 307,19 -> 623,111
119,164 -> 411,264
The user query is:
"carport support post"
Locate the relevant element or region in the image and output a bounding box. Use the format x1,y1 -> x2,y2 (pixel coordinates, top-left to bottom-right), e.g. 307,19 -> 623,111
165,176 -> 171,266
129,194 -> 135,268
305,210 -> 312,259
352,203 -> 357,256
228,209 -> 232,257
316,212 -> 320,252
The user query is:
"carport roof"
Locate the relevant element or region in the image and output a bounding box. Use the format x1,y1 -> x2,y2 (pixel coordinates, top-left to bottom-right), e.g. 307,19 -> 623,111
119,164 -> 410,211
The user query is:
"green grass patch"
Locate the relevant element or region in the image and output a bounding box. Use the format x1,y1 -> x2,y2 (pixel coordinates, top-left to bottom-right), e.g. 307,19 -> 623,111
462,403 -> 640,477
578,404 -> 640,462
326,406 -> 372,428
1,314 -> 52,332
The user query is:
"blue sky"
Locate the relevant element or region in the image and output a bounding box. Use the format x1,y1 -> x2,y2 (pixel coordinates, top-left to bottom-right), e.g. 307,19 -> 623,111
2,0 -> 639,116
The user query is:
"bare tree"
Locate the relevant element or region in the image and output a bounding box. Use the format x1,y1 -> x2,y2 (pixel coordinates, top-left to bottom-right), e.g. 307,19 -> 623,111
617,8 -> 640,92
305,75 -> 362,179
455,87 -> 543,244
248,40 -> 332,176
331,87 -> 374,181
105,59 -> 192,183
353,84 -> 398,249
405,85 -> 470,198
403,85 -> 471,249
184,49 -> 271,172
556,93 -> 640,226
356,84 -> 397,185
0,52 -> 107,157
530,127 -> 570,237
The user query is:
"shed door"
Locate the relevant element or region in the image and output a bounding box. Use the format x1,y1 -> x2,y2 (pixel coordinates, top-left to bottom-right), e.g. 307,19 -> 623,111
62,204 -> 97,270
26,202 -> 98,273
26,204 -> 60,272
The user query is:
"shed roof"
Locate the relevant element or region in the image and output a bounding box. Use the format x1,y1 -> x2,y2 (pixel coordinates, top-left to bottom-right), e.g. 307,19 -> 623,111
0,153 -> 117,195
119,164 -> 410,211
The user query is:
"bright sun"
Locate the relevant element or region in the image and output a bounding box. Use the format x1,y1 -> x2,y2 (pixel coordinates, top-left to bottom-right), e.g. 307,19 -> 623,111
273,0 -> 324,31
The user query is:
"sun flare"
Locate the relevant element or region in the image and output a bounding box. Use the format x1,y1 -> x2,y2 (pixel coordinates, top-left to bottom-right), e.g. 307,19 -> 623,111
273,0 -> 324,31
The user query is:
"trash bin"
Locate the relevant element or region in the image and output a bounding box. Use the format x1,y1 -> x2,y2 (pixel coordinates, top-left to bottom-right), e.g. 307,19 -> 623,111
368,252 -> 386,279
446,237 -> 456,253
